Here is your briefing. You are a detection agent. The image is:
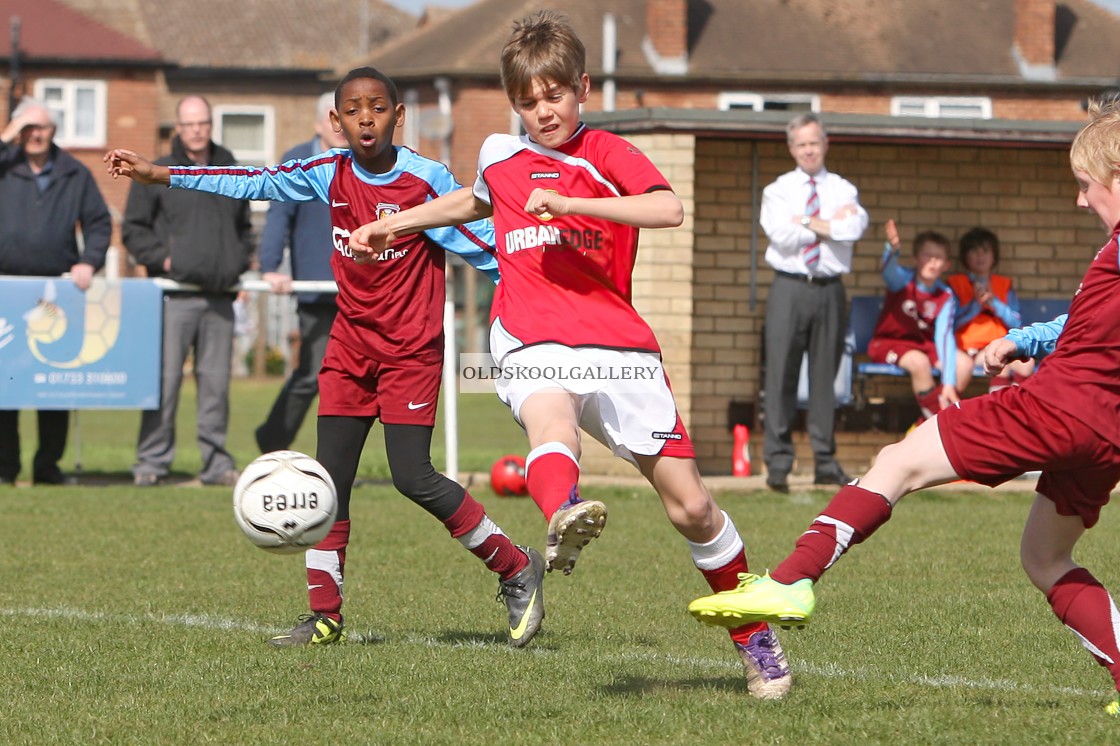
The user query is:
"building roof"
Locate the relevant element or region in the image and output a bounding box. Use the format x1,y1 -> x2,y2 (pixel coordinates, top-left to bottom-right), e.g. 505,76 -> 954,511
359,0 -> 1120,88
583,107 -> 1086,146
0,0 -> 162,64
57,0 -> 418,72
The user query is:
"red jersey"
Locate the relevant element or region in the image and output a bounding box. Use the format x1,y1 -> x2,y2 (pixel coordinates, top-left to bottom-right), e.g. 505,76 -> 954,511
474,125 -> 670,353
1021,229 -> 1120,448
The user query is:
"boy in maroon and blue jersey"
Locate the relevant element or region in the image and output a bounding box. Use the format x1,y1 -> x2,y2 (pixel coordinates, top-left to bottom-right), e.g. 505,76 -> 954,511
867,220 -> 968,420
105,67 -> 546,650
689,100 -> 1120,716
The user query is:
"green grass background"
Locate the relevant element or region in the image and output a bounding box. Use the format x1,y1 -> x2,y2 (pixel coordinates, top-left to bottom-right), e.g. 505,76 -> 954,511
2,379 -> 1118,744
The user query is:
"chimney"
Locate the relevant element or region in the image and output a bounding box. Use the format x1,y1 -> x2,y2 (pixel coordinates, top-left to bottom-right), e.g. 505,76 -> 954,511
644,0 -> 688,74
1015,0 -> 1055,67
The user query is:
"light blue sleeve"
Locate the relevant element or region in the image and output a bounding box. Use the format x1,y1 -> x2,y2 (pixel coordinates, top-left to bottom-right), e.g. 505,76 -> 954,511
881,243 -> 913,293
989,285 -> 1022,329
167,152 -> 340,204
1005,314 -> 1067,360
933,294 -> 958,387
413,155 -> 499,285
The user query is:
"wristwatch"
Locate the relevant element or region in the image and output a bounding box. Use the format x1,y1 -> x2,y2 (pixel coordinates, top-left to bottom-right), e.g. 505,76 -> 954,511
800,215 -> 812,227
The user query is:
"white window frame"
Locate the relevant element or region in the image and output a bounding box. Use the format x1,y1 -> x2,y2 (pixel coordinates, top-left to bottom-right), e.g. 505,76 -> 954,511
891,96 -> 992,119
717,92 -> 820,112
213,104 -> 275,212
33,78 -> 107,148
213,104 -> 276,166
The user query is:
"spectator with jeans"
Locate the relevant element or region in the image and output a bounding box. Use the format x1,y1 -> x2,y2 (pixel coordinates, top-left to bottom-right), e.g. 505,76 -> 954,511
0,98 -> 111,485
122,95 -> 253,487
254,93 -> 347,453
760,112 -> 868,492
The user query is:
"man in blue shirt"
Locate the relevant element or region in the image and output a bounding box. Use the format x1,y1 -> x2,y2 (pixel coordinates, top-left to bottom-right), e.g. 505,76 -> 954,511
255,93 -> 347,452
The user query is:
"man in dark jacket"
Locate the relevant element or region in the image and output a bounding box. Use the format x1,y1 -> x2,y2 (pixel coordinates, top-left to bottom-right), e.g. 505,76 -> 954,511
254,92 -> 346,453
0,98 -> 111,485
122,95 -> 253,486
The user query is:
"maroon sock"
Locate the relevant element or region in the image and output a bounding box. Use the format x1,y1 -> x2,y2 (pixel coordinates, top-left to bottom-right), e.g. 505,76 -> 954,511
1048,568 -> 1120,689
915,385 -> 944,420
700,549 -> 768,644
526,448 -> 580,521
772,485 -> 893,584
306,519 -> 350,621
445,493 -> 528,581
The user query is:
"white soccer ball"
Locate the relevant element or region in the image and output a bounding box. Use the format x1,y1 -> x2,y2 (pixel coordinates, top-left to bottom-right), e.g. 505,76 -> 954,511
232,450 -> 338,554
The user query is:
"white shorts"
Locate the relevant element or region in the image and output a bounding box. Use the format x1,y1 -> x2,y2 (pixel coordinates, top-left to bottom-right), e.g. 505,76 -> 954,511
489,319 -> 694,463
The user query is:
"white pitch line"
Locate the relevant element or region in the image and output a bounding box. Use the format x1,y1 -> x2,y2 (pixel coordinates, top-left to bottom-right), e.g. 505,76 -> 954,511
0,605 -> 1101,699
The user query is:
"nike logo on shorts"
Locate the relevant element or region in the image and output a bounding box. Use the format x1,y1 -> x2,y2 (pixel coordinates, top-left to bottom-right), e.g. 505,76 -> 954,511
407,401 -> 431,410
331,200 -> 348,207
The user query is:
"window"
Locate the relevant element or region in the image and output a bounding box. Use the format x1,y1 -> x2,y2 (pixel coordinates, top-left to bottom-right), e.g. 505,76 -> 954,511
718,92 -> 819,113
34,79 -> 107,148
891,96 -> 992,119
213,105 -> 275,166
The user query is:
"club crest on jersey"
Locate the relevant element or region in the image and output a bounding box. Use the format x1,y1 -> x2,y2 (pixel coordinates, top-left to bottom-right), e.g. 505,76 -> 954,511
377,202 -> 401,220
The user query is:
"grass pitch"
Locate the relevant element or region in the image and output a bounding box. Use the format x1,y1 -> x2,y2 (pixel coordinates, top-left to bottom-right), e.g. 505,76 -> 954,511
2,380 -> 1118,744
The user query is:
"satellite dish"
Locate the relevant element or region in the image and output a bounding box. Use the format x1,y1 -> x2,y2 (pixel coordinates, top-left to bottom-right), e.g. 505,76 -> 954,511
418,109 -> 453,139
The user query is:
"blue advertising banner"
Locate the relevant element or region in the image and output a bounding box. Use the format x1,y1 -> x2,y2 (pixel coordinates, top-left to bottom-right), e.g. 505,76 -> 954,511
0,277 -> 162,409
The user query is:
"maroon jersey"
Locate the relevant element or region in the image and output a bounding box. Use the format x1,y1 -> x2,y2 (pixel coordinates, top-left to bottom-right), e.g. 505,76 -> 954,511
171,146 -> 496,367
1021,229 -> 1120,448
872,282 -> 953,346
473,125 -> 670,353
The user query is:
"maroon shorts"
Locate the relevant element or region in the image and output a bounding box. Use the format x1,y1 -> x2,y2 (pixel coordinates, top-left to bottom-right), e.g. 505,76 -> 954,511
318,339 -> 442,426
938,386 -> 1120,527
867,337 -> 939,368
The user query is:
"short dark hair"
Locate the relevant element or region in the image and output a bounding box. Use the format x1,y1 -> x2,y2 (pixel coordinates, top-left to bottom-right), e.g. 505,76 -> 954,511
958,226 -> 1000,266
912,230 -> 951,257
335,67 -> 399,109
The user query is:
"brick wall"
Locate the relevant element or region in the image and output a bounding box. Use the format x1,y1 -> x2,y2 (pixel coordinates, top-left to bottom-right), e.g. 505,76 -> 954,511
686,135 -> 1102,476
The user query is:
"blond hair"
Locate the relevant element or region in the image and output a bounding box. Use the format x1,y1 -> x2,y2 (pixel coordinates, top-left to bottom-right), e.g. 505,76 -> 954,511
1070,107 -> 1120,186
500,10 -> 585,103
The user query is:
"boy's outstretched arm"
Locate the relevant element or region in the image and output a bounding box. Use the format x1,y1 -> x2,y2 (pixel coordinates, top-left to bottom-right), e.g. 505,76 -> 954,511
349,187 -> 491,262
103,148 -> 170,186
524,188 -> 683,229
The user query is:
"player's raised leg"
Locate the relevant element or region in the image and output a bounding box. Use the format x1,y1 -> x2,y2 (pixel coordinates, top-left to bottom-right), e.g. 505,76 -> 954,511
520,390 -> 607,575
638,452 -> 791,699
689,415 -> 958,628
384,422 -> 544,647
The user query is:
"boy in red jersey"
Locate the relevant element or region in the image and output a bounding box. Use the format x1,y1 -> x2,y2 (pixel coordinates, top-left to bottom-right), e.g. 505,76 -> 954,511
348,11 -> 791,699
689,100 -> 1120,716
105,68 -> 546,649
867,220 -> 968,420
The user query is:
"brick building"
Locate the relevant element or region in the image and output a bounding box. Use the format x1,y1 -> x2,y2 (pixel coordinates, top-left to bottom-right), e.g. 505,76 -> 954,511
587,111 -> 1097,475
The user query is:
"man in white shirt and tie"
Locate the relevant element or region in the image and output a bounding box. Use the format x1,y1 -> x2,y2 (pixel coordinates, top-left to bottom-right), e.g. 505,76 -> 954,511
760,113 -> 869,492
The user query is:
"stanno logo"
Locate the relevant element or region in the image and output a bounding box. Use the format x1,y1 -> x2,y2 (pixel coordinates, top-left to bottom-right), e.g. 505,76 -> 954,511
652,431 -> 683,440
531,171 -> 560,180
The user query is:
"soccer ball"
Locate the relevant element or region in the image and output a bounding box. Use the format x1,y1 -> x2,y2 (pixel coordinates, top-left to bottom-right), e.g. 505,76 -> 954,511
490,454 -> 528,497
232,451 -> 338,554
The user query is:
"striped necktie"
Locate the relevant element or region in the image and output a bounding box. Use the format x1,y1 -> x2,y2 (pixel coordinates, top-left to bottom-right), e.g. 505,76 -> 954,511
803,176 -> 821,269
